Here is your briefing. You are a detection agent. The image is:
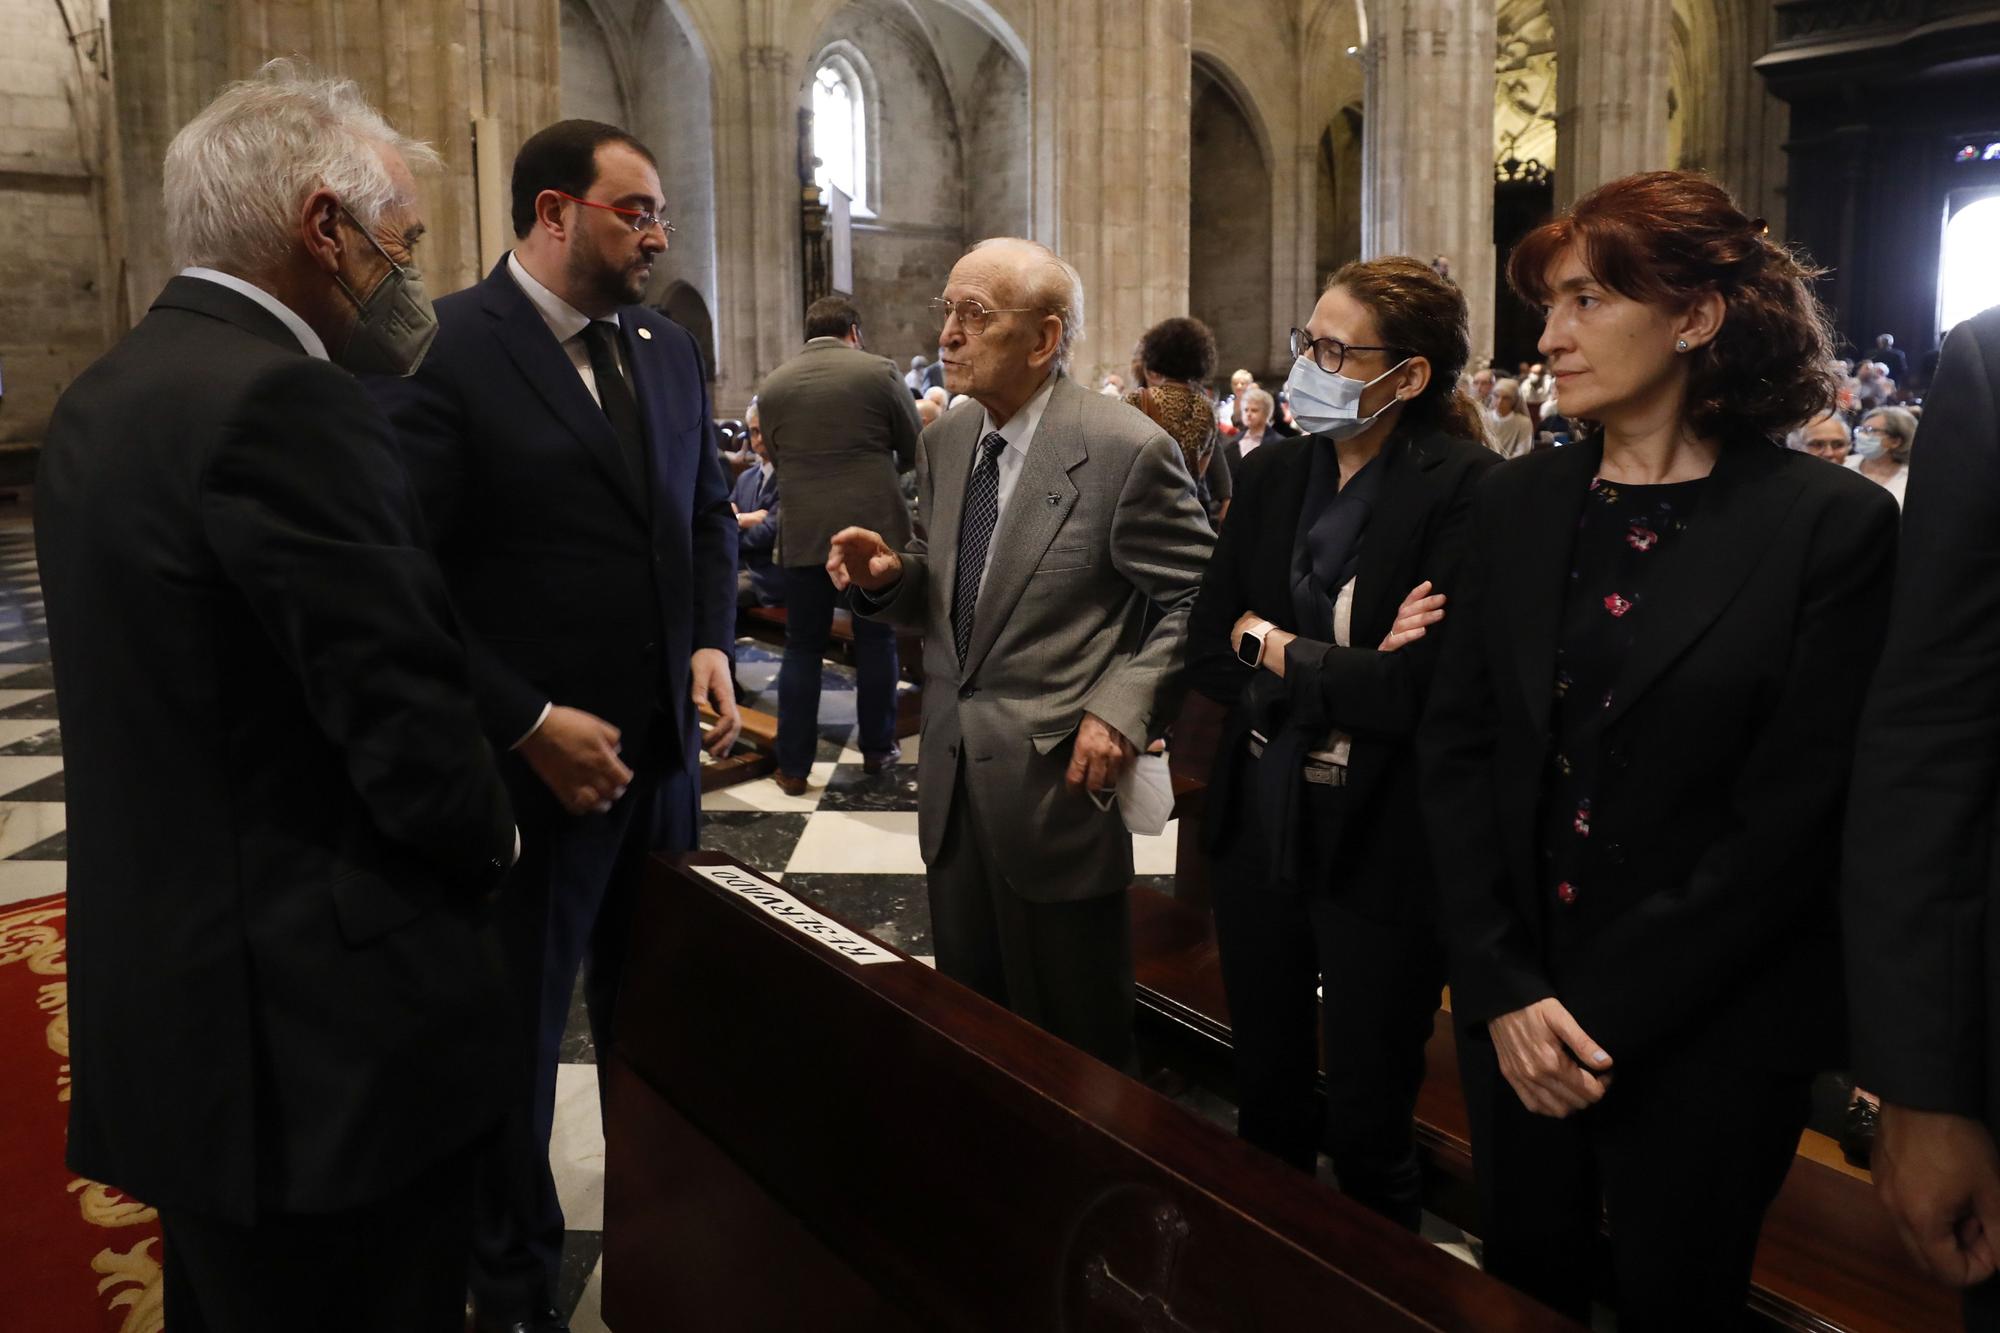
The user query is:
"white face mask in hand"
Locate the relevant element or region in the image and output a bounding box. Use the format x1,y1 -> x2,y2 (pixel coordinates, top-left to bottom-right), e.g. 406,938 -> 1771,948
1086,751 -> 1175,837
1283,354 -> 1410,440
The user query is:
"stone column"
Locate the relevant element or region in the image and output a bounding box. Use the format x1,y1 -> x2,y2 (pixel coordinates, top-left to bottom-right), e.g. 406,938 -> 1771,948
1039,0 -> 1191,387
1554,0 -> 1673,207
108,0 -> 558,302
706,41 -> 804,411
1360,0 -> 1497,361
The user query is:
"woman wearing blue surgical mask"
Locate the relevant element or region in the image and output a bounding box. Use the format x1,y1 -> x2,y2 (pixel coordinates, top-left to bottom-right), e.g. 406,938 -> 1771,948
1182,257 -> 1499,1229
1847,406 -> 1916,508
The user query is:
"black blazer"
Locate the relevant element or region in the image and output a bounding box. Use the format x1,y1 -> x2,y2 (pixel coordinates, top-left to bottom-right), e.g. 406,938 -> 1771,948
369,259 -> 736,812
1420,437 -> 1899,1073
1846,304 -> 2000,1126
38,277 -> 516,1223
1187,427 -> 1499,919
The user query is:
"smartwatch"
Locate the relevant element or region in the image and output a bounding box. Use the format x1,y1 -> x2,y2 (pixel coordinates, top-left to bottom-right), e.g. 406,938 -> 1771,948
1236,619 -> 1272,668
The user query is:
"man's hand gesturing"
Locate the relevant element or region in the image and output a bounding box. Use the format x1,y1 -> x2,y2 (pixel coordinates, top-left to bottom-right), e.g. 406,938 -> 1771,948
826,527 -> 903,592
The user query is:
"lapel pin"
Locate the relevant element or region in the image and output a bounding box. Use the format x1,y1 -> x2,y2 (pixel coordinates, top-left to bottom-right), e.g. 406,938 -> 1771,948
1045,493 -> 1060,506
637,327 -> 653,341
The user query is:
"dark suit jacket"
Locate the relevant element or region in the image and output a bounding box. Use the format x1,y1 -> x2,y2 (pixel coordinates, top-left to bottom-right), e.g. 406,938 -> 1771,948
757,338 -> 920,567
39,277 -> 516,1223
1186,427 -> 1498,920
368,259 -> 735,818
1420,437 -> 1898,1073
1847,305 -> 2000,1123
732,463 -> 783,604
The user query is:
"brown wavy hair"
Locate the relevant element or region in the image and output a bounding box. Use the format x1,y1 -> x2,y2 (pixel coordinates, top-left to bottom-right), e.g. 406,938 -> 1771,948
1507,170 -> 1838,443
1326,257 -> 1484,443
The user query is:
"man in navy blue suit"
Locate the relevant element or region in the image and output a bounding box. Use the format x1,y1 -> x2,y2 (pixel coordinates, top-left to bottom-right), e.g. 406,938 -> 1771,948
732,400 -> 783,607
369,119 -> 737,1333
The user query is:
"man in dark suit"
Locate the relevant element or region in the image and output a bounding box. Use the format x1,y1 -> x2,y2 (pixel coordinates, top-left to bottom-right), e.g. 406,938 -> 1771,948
733,400 -> 783,607
756,296 -> 920,789
369,119 -> 738,1333
1847,303 -> 2000,1329
1873,333 -> 1910,386
39,63 -> 516,1332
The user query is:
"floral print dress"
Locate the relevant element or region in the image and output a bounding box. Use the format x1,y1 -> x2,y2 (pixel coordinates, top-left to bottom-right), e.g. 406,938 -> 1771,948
1540,476 -> 1708,936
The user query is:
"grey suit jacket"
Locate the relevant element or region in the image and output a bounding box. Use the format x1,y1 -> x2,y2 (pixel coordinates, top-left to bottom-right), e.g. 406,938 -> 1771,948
860,373 -> 1215,902
758,338 -> 921,567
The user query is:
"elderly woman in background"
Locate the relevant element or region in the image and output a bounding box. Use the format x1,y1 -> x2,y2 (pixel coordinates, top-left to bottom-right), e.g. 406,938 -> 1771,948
1788,408 -> 1852,464
1485,377 -> 1534,459
1220,366 -> 1256,431
1848,405 -> 1916,507
1217,385 -> 1282,484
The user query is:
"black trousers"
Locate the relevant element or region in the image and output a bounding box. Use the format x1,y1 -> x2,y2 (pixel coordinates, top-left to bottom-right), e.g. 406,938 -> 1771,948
161,1145 -> 474,1333
1460,1031 -> 1810,1331
1209,779 -> 1444,1229
928,782 -> 1137,1070
470,758 -> 698,1321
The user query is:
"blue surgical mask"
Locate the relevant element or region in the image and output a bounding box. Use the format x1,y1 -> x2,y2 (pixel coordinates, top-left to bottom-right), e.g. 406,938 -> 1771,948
1852,428 -> 1887,461
1282,354 -> 1411,440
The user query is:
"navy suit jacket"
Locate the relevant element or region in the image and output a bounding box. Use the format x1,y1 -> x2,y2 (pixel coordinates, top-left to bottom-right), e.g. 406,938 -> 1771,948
369,258 -> 735,806
732,462 -> 782,602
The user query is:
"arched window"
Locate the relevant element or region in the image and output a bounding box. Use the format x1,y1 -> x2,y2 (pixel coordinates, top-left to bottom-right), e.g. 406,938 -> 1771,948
812,57 -> 868,212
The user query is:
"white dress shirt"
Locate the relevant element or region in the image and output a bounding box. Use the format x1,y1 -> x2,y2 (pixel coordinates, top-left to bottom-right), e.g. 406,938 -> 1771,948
507,251 -> 623,406
180,267 -> 329,360
971,371 -> 1059,596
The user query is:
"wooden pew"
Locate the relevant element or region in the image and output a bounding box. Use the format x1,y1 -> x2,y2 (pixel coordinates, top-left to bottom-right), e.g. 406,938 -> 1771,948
602,852 -> 1583,1333
1127,887 -> 1962,1333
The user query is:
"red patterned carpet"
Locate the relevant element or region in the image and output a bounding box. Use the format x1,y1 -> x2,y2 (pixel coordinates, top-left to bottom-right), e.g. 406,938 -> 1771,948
0,893 -> 163,1332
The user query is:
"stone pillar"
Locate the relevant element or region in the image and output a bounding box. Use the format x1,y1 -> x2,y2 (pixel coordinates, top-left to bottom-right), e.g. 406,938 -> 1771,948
706,41 -> 804,411
1039,0 -> 1191,387
1554,0 -> 1673,207
107,0 -> 558,303
1360,0 -> 1497,362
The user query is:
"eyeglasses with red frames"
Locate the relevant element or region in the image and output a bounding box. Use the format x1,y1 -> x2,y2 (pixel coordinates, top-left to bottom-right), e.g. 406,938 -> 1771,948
551,191 -> 676,238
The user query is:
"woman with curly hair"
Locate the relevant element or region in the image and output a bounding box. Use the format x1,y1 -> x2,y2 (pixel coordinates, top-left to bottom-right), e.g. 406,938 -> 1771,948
1418,170 -> 1899,1328
1136,316 -> 1231,520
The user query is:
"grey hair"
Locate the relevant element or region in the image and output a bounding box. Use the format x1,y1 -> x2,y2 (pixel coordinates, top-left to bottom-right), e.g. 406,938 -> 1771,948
165,58 -> 439,274
970,237 -> 1085,373
1784,409 -> 1850,451
1861,405 -> 1919,464
1243,386 -> 1274,415
1493,377 -> 1521,403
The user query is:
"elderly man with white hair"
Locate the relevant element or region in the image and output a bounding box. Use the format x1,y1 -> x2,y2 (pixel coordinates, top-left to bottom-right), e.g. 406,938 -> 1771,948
828,237 -> 1215,1068
37,61 -> 515,1330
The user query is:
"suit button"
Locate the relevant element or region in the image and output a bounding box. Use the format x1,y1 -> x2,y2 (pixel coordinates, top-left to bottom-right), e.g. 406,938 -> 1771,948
958,685 -> 976,700
642,641 -> 658,656
1605,842 -> 1626,865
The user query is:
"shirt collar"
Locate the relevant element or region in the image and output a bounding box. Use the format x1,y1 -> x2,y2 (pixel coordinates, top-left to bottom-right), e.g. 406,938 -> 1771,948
980,371 -> 1059,458
180,267 -> 328,360
507,251 -> 619,343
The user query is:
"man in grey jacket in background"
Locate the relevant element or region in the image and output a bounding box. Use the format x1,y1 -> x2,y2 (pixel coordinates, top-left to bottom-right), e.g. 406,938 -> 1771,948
828,238 -> 1214,1068
758,296 -> 921,792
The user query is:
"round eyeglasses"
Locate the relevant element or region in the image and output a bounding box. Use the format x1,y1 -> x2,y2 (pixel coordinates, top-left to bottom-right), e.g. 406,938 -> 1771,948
1289,327 -> 1404,376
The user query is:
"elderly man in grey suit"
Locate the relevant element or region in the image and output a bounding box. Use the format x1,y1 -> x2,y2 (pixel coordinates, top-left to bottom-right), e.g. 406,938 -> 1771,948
829,238 -> 1214,1067
759,296 -> 922,792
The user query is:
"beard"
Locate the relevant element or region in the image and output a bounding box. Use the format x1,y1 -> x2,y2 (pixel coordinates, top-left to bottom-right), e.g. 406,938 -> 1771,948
569,230 -> 653,309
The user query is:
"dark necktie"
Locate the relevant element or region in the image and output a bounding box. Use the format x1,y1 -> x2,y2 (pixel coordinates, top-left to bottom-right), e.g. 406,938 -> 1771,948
950,432 -> 1010,662
578,322 -> 648,502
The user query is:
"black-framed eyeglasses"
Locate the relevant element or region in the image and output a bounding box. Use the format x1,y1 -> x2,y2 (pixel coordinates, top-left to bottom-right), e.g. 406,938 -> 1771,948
930,296 -> 1060,337
1289,327 -> 1404,376
553,191 -> 676,239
